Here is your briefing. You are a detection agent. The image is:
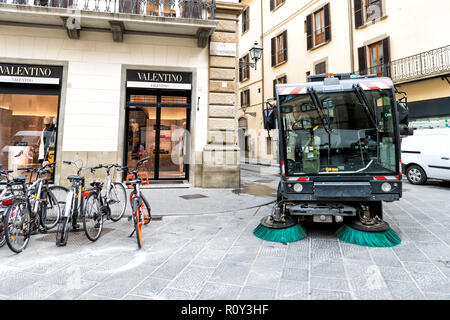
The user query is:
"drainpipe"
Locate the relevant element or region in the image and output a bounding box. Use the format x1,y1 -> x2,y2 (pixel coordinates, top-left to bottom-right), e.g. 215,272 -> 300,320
348,0 -> 355,73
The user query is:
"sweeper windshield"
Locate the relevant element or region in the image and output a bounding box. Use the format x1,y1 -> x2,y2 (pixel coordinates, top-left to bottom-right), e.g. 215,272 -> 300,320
279,89 -> 398,176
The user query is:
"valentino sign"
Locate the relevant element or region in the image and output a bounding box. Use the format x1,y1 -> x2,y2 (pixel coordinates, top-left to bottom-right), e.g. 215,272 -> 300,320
127,70 -> 192,90
0,63 -> 62,85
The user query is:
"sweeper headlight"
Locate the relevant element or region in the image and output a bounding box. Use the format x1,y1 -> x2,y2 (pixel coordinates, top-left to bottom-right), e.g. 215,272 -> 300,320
293,184 -> 303,193
381,182 -> 392,192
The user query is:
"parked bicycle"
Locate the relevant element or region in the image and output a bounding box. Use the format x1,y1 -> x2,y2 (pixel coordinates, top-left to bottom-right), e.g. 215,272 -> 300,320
125,156 -> 152,249
3,162 -> 61,253
81,164 -> 127,241
0,169 -> 18,248
56,160 -> 94,247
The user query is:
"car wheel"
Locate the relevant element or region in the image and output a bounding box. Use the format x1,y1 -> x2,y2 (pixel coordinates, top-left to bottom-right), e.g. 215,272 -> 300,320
406,165 -> 427,185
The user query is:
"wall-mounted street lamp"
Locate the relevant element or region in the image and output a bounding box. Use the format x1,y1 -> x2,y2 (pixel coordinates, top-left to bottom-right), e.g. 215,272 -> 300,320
239,41 -> 263,71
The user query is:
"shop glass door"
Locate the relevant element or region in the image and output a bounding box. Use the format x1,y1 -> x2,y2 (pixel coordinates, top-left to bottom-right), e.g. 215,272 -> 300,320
126,91 -> 190,181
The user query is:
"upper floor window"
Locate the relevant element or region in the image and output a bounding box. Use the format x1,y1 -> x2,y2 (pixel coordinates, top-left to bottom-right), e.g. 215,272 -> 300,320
306,3 -> 331,50
242,7 -> 250,34
354,0 -> 384,28
358,37 -> 391,77
270,0 -> 286,11
239,54 -> 250,82
240,89 -> 250,109
273,75 -> 287,96
315,61 -> 327,75
271,31 -> 288,67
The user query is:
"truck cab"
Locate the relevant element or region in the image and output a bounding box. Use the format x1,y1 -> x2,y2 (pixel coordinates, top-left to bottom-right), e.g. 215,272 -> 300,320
263,73 -> 412,224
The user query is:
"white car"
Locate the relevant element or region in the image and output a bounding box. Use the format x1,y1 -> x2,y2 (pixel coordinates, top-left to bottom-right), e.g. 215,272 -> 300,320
401,128 -> 450,185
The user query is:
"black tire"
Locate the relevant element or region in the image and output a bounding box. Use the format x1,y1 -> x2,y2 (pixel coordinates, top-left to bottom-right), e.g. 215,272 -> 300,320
140,195 -> 151,225
108,182 -> 127,222
82,193 -> 103,242
40,190 -> 61,230
4,199 -> 31,253
132,197 -> 142,249
406,165 -> 427,185
56,216 -> 69,247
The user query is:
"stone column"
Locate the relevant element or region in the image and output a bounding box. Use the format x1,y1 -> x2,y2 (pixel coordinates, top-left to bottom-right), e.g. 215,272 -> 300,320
201,1 -> 245,188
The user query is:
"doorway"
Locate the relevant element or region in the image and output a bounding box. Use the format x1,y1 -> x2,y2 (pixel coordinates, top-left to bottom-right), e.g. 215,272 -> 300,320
125,89 -> 191,181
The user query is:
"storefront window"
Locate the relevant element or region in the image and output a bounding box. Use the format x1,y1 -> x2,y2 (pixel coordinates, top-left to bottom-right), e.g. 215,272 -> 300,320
0,93 -> 59,177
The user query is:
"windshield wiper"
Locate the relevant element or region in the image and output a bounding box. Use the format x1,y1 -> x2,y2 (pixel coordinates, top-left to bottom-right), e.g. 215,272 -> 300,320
352,84 -> 380,132
307,87 -> 333,135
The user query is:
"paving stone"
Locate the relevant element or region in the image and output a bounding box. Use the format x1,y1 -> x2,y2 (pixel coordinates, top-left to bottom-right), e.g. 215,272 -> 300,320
169,266 -> 214,292
276,280 -> 309,300
45,279 -> 98,300
195,282 -> 241,300
0,269 -> 38,297
311,239 -> 340,251
246,266 -> 282,290
311,248 -> 343,263
281,268 -> 309,282
224,246 -> 260,263
310,289 -> 352,300
157,288 -> 194,300
130,277 -> 170,298
88,272 -> 148,299
424,292 -> 450,300
409,272 -> 450,294
340,244 -> 371,261
311,262 -> 346,279
393,245 -> 431,263
285,254 -> 309,269
403,261 -> 443,275
10,281 -> 61,300
238,286 -> 276,300
209,261 -> 251,286
378,266 -> 413,282
122,294 -> 154,300
310,276 -> 349,292
385,280 -> 425,300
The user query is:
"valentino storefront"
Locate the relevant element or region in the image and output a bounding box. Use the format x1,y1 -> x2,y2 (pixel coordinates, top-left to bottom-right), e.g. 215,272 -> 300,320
0,62 -> 63,181
0,1 -> 244,188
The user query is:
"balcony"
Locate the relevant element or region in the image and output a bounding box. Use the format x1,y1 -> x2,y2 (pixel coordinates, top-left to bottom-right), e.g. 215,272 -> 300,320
0,0 -> 217,47
391,45 -> 450,84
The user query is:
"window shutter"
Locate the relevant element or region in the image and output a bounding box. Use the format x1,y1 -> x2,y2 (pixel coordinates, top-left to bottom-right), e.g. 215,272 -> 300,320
270,0 -> 275,11
282,31 -> 288,62
246,7 -> 250,32
383,36 -> 391,77
271,37 -> 276,66
306,14 -> 313,50
354,0 -> 363,28
247,90 -> 250,107
240,91 -> 243,107
324,3 -> 332,42
358,46 -> 367,75
273,79 -> 277,97
239,58 -> 243,82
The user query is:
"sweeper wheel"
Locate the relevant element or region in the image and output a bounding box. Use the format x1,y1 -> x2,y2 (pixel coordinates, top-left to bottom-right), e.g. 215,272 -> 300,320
348,219 -> 391,233
259,215 -> 297,230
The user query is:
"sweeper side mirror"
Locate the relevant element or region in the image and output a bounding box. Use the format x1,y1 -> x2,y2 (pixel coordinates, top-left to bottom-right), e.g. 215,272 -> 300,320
396,90 -> 414,136
263,99 -> 277,131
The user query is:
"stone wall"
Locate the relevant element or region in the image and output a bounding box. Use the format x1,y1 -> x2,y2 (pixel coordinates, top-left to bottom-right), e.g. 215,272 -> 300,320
200,1 -> 246,188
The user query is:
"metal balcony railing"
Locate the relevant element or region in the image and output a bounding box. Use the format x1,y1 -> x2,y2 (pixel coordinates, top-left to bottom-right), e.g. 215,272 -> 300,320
391,45 -> 450,83
355,62 -> 391,78
0,0 -> 216,20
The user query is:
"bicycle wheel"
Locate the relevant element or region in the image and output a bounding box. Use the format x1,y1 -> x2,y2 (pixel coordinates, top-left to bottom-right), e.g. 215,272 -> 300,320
4,199 -> 31,253
132,197 -> 142,249
82,193 -> 103,242
0,212 -> 5,248
140,195 -> 151,225
40,189 -> 61,230
48,185 -> 69,207
108,182 -> 127,222
56,216 -> 69,247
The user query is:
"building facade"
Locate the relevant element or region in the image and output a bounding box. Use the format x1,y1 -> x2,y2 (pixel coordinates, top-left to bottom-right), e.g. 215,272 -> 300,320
238,0 -> 450,164
0,0 -> 245,188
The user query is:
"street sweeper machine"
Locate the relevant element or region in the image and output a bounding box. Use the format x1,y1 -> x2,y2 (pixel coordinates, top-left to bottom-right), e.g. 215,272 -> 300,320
255,73 -> 414,247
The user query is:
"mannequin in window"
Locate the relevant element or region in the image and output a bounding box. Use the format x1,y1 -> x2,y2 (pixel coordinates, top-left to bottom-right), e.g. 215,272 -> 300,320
130,119 -> 140,160
172,121 -> 188,175
39,116 -> 57,165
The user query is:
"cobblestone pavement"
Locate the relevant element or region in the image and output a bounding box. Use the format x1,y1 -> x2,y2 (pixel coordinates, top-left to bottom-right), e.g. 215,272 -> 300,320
0,165 -> 449,300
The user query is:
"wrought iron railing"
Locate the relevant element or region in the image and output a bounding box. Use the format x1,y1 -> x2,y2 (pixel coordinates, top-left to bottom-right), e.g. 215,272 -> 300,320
0,0 -> 216,20
391,45 -> 450,83
355,62 -> 391,78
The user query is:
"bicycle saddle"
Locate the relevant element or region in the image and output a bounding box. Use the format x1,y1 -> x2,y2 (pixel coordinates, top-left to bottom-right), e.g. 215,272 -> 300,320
90,180 -> 103,188
67,175 -> 83,181
13,176 -> 26,183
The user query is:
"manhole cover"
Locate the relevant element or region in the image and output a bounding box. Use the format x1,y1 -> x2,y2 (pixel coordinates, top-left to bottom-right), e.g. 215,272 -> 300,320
179,194 -> 208,200
36,227 -> 114,246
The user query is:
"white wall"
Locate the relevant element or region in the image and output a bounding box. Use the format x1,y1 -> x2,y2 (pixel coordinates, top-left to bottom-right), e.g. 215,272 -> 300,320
0,25 -> 209,153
